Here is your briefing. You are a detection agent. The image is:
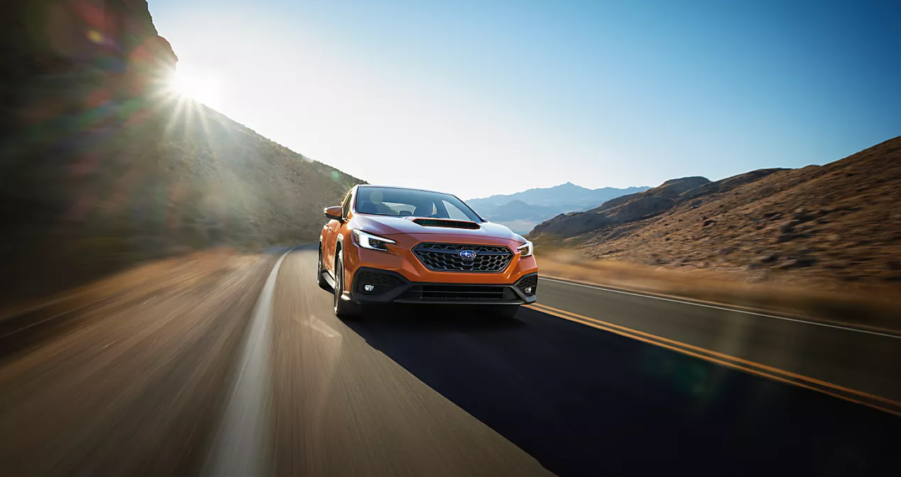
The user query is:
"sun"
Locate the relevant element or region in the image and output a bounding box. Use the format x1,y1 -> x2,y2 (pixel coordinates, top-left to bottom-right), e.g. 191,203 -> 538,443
168,69 -> 224,110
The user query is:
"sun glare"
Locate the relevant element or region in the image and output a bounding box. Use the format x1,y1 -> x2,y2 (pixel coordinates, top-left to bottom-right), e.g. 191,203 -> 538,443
168,69 -> 224,110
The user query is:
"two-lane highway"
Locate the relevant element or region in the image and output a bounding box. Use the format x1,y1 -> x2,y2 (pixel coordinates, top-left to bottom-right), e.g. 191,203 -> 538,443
259,248 -> 901,476
1,247 -> 899,476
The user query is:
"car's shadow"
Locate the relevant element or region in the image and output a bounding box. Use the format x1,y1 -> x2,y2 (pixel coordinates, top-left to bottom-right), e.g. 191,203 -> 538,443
344,306 -> 899,477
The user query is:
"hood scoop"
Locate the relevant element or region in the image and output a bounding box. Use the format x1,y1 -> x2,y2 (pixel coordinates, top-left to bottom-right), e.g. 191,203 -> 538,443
412,218 -> 481,230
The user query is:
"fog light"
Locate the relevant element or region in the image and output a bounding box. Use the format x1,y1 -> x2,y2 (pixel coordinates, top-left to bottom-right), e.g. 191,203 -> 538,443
364,284 -> 375,292
525,287 -> 533,294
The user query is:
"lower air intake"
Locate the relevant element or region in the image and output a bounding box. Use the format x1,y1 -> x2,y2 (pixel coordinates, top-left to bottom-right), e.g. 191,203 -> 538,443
515,274 -> 538,296
356,271 -> 405,295
399,284 -> 513,302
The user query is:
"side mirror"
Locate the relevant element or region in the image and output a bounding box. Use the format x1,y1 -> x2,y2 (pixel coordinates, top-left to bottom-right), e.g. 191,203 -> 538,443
324,206 -> 343,221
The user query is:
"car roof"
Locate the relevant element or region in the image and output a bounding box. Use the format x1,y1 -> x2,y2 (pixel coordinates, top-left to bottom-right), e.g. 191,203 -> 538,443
356,184 -> 456,196
353,185 -> 485,222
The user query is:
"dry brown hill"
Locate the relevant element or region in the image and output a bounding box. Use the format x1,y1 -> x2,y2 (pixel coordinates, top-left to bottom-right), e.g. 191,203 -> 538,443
1,1 -> 362,301
530,137 -> 901,290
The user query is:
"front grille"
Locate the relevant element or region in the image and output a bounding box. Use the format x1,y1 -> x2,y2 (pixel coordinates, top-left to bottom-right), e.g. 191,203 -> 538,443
515,274 -> 538,296
355,271 -> 405,294
413,243 -> 513,273
399,285 -> 513,302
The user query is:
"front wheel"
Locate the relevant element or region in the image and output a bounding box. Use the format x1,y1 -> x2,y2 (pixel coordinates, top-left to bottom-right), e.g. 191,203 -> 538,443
333,250 -> 362,318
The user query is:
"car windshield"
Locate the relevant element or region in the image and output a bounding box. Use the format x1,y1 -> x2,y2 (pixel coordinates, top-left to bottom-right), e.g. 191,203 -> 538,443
354,187 -> 483,222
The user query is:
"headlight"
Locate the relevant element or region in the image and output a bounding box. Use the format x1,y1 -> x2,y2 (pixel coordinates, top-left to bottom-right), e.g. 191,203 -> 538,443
352,229 -> 396,251
517,241 -> 534,258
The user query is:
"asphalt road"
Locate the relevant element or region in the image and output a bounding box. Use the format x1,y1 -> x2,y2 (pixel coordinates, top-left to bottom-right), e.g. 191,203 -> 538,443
1,247 -> 900,476
534,277 -> 901,406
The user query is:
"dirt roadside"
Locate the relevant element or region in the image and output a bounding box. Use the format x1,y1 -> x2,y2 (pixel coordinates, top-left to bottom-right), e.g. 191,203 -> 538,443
0,250 -> 274,476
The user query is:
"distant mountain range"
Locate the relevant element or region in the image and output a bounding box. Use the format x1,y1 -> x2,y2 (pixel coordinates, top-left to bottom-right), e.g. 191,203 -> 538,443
468,183 -> 649,234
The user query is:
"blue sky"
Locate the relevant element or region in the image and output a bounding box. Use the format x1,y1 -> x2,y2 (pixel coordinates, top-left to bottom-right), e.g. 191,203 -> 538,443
149,0 -> 901,199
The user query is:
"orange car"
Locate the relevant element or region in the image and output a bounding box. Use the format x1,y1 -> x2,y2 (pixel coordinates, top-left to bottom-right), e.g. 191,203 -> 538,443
319,185 -> 538,317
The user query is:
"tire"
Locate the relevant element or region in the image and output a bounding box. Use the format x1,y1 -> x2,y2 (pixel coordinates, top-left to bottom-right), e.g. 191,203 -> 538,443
317,246 -> 330,290
333,249 -> 362,318
481,305 -> 520,318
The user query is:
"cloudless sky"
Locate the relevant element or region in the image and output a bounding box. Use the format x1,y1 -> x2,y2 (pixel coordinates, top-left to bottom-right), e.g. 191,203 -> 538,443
149,0 -> 901,199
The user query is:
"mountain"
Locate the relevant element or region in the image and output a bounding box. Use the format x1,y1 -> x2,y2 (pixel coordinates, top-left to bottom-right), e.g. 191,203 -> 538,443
530,137 -> 901,288
0,1 -> 362,300
531,176 -> 719,237
469,183 -> 648,234
468,200 -> 561,234
472,182 -> 649,209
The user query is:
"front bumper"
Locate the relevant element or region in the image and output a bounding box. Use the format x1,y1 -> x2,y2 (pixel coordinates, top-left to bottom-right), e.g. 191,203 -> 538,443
350,268 -> 538,305
344,233 -> 539,286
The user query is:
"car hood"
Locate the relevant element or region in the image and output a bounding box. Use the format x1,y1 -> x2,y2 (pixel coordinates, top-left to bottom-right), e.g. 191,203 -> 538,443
352,215 -> 522,241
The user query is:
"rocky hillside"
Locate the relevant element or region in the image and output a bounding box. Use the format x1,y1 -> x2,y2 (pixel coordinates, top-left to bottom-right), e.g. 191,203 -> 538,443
530,137 -> 901,289
1,1 -> 361,301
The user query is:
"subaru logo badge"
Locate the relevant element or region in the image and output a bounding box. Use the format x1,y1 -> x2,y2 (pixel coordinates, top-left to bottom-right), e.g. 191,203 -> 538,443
459,250 -> 477,260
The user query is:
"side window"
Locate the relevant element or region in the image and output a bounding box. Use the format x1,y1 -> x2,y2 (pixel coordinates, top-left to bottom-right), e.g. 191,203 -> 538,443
442,200 -> 470,221
341,191 -> 353,219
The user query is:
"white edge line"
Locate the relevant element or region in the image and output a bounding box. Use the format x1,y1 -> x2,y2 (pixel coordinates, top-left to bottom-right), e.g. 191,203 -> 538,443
203,249 -> 292,477
539,276 -> 901,340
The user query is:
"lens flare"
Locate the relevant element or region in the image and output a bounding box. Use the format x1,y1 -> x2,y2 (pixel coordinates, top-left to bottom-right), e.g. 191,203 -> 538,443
167,69 -> 224,110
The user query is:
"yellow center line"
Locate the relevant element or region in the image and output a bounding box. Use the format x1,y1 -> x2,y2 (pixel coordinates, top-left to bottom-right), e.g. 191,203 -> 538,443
527,303 -> 901,418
